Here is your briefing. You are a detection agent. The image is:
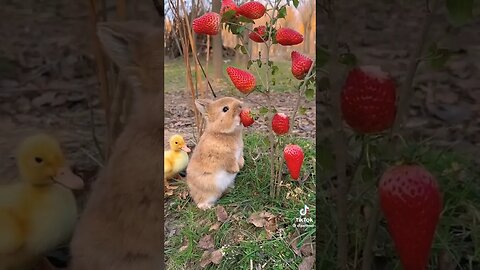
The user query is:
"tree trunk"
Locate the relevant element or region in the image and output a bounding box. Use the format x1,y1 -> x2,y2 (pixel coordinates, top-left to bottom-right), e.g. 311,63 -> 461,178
212,0 -> 223,80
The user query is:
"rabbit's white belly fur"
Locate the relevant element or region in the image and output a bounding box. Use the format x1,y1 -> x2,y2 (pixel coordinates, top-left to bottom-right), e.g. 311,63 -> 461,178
215,170 -> 237,192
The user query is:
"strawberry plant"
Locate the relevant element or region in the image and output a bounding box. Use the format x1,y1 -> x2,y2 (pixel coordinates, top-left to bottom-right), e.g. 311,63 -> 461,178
192,0 -> 316,198
319,0 -> 478,269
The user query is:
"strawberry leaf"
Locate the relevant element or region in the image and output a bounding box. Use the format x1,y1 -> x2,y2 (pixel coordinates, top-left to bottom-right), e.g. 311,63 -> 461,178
247,60 -> 254,69
338,53 -> 357,67
238,16 -> 255,24
221,10 -> 236,22
271,65 -> 279,75
446,0 -> 474,26
278,6 -> 287,19
299,106 -> 307,115
293,0 -> 299,8
305,88 -> 314,101
259,107 -> 269,115
317,46 -> 330,68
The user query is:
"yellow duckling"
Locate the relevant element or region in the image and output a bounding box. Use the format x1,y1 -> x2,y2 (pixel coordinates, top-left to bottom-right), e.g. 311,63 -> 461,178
0,134 -> 84,270
164,134 -> 190,192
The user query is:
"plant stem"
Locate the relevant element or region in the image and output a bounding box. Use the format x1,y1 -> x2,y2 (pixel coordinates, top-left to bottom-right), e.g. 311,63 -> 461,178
361,2 -> 440,269
325,1 -> 349,269
291,62 -> 315,130
391,0 -> 439,135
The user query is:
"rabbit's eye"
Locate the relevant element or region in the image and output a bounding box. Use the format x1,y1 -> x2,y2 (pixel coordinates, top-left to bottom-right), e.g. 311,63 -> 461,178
34,157 -> 43,163
222,106 -> 229,112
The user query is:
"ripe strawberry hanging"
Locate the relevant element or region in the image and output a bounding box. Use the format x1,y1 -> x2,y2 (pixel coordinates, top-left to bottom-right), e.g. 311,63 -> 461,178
341,66 -> 396,134
283,144 -> 304,180
275,28 -> 303,46
226,67 -> 256,94
240,109 -> 255,127
192,12 -> 221,35
272,113 -> 289,135
249,26 -> 268,43
379,164 -> 442,270
291,51 -> 313,80
237,1 -> 266,19
220,0 -> 238,16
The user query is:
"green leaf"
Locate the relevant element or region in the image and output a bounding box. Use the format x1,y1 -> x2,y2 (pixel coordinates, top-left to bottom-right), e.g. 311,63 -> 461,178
241,45 -> 248,55
247,60 -> 254,69
221,10 -> 236,22
299,106 -> 307,115
238,16 -> 255,24
278,6 -> 287,19
271,77 -> 276,86
446,0 -> 474,26
339,53 -> 358,67
271,65 -> 279,75
430,49 -> 452,69
259,107 -> 269,115
234,44 -> 244,52
293,0 -> 299,8
257,59 -> 262,68
305,88 -> 315,101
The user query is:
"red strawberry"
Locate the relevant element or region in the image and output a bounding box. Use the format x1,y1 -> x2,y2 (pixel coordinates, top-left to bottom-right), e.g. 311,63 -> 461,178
237,1 -> 266,19
283,144 -> 304,180
226,67 -> 256,94
240,109 -> 254,127
271,113 -> 289,135
276,28 -> 303,46
220,0 -> 238,16
341,66 -> 396,134
291,51 -> 313,80
249,26 -> 268,43
379,164 -> 442,270
192,12 -> 221,35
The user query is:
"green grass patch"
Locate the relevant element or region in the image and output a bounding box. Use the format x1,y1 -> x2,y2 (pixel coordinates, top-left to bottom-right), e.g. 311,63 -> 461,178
164,57 -> 299,94
165,132 -> 316,270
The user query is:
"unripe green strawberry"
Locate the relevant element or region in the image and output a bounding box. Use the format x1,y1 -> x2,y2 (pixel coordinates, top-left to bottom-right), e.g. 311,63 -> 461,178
291,51 -> 313,80
276,28 -> 303,46
226,67 -> 256,94
379,164 -> 442,270
283,144 -> 304,180
237,1 -> 266,19
341,66 -> 396,134
272,113 -> 289,135
192,12 -> 221,35
240,109 -> 254,127
249,26 -> 268,43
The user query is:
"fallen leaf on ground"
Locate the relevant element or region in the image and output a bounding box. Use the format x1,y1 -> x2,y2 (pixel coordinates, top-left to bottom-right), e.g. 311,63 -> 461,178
178,238 -> 189,252
298,256 -> 315,270
216,206 -> 228,222
198,234 -> 214,250
300,238 -> 314,257
200,251 -> 212,268
209,222 -> 221,231
247,211 -> 276,228
210,249 -> 224,264
288,231 -> 302,256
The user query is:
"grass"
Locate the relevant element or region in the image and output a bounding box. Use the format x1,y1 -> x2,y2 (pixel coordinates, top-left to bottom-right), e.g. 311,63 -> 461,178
164,132 -> 316,270
317,137 -> 480,269
164,56 -> 299,95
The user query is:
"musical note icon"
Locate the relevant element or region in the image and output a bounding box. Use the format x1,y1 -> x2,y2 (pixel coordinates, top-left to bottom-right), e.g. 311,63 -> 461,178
299,205 -> 309,216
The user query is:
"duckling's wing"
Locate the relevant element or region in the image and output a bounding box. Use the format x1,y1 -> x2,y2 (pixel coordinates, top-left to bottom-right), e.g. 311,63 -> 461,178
0,210 -> 24,254
164,151 -> 173,174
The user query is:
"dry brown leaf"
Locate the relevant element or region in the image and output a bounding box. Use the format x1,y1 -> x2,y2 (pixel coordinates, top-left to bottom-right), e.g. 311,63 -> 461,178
199,251 -> 212,268
300,239 -> 314,257
298,256 -> 315,270
288,232 -> 302,256
210,249 -> 224,264
198,234 -> 214,250
178,238 -> 189,252
209,222 -> 221,231
216,206 -> 228,222
248,211 -> 276,228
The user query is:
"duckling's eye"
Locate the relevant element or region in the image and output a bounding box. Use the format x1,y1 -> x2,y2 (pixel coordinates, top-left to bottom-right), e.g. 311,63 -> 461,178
222,106 -> 229,112
34,157 -> 43,163
175,142 -> 178,144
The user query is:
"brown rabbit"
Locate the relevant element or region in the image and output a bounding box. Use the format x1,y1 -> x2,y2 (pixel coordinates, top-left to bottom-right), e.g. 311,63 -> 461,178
69,21 -> 163,270
186,97 -> 245,210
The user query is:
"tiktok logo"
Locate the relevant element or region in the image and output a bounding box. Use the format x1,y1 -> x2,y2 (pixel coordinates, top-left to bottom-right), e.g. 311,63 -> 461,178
299,204 -> 309,216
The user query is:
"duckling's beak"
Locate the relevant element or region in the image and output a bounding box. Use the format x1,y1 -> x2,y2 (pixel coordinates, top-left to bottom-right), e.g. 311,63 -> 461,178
52,166 -> 84,190
181,145 -> 191,153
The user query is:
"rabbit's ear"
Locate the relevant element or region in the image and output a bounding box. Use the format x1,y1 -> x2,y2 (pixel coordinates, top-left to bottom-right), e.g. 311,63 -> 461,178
195,99 -> 212,115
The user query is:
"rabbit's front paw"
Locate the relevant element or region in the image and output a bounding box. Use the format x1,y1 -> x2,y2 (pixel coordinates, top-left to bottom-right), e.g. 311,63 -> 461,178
227,162 -> 240,174
197,202 -> 214,210
238,156 -> 245,169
